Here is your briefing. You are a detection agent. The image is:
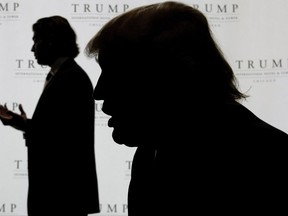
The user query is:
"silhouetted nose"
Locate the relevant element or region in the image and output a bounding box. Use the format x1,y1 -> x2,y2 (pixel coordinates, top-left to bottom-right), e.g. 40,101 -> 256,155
93,86 -> 103,100
93,73 -> 106,100
31,44 -> 35,52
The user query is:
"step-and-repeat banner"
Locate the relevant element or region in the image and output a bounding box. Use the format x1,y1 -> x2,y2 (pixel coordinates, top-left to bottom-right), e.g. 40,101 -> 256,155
1,0 -> 288,215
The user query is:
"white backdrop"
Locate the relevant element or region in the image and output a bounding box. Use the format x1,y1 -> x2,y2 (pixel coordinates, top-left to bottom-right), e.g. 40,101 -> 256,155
1,0 -> 288,215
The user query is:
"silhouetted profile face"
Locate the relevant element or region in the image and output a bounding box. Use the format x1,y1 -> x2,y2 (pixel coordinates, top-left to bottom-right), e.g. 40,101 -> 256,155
31,33 -> 57,66
93,50 -> 152,146
88,2 -> 246,146
31,16 -> 79,66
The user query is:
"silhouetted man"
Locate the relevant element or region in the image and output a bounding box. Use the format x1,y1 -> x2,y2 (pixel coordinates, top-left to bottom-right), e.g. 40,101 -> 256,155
0,16 -> 100,216
85,2 -> 288,216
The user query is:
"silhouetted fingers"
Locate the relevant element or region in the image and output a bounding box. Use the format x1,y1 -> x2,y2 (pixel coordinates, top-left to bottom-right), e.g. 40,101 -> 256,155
19,104 -> 26,115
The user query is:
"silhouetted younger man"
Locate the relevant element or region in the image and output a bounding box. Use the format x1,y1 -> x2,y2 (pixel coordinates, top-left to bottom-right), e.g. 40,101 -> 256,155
0,16 -> 100,216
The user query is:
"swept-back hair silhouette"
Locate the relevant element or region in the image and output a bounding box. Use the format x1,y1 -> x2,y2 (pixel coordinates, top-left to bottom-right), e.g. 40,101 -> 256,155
86,1 -> 247,103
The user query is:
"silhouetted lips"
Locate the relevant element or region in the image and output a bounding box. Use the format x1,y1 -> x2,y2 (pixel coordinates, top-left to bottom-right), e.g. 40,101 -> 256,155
107,117 -> 114,127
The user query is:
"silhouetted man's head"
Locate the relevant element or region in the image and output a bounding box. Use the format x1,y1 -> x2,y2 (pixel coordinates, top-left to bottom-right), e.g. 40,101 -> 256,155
86,1 -> 246,145
31,16 -> 79,66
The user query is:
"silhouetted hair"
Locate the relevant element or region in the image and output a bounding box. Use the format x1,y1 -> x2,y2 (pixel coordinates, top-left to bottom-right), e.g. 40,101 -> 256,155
86,1 -> 247,102
33,16 -> 79,58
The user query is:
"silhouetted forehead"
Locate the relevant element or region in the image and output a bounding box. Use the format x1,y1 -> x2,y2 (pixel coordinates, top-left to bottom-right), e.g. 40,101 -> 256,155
32,31 -> 47,41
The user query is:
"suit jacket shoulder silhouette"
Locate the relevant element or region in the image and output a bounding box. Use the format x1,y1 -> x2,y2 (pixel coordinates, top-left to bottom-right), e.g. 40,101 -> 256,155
25,59 -> 99,215
128,102 -> 288,216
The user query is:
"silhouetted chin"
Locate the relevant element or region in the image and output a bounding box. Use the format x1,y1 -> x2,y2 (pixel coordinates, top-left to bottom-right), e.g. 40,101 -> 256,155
111,128 -> 124,144
34,57 -> 52,66
112,128 -> 138,147
36,59 -> 48,66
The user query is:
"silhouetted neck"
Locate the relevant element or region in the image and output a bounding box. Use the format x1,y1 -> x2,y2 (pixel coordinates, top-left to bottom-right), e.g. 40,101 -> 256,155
49,57 -> 70,75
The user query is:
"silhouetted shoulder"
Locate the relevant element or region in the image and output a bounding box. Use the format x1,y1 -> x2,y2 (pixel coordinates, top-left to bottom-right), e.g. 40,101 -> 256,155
245,105 -> 287,136
255,118 -> 288,140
